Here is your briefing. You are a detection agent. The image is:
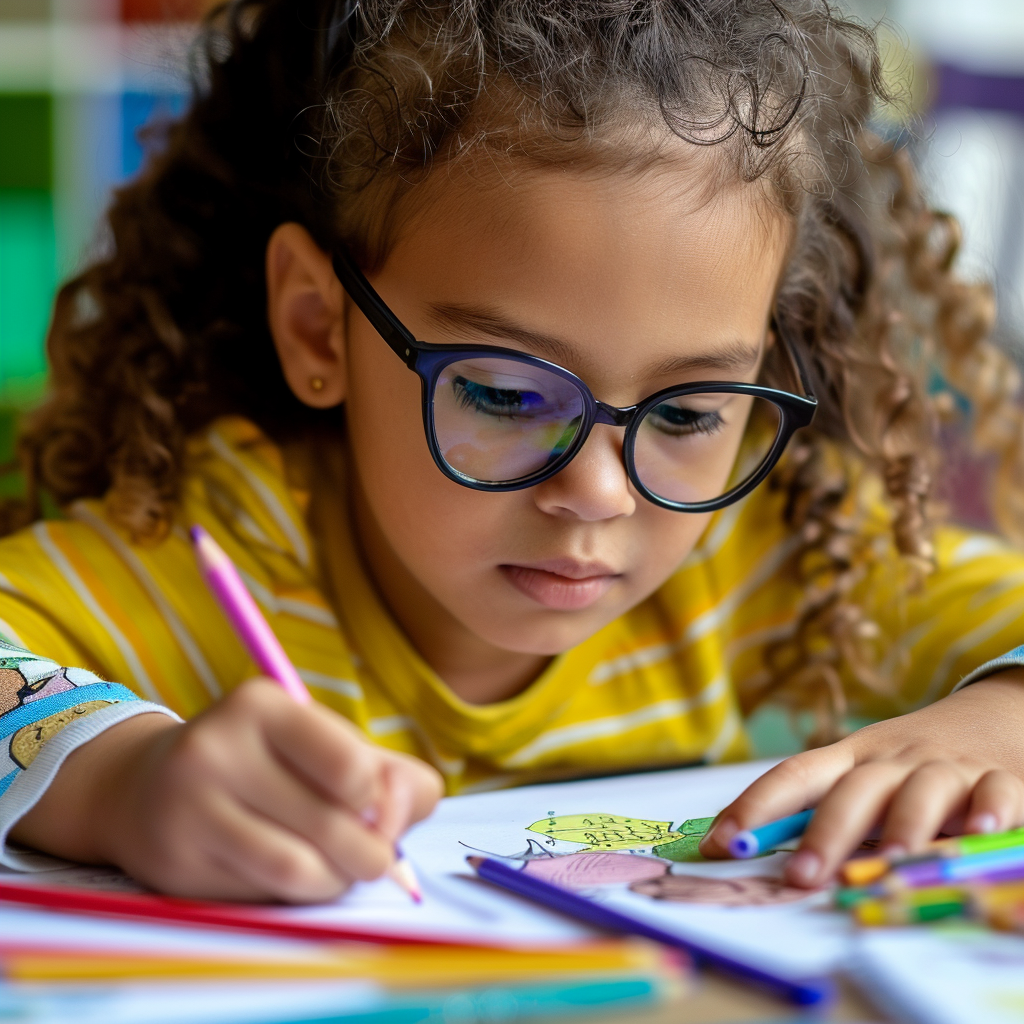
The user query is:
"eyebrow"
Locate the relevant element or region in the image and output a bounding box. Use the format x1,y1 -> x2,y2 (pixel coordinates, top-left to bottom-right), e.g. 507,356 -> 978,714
425,302 -> 762,377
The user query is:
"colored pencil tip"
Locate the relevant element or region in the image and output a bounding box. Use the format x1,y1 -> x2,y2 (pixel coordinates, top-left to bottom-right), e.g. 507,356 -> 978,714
189,524 -> 204,544
729,831 -> 759,859
466,856 -> 485,869
390,851 -> 423,905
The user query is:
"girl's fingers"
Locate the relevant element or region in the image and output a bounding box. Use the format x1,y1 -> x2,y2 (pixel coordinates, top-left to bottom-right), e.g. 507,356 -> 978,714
201,789 -> 349,904
700,745 -> 855,857
243,682 -> 388,815
965,769 -> 1024,834
785,761 -> 908,887
229,747 -> 395,882
373,762 -> 415,844
879,761 -> 973,854
372,754 -> 445,842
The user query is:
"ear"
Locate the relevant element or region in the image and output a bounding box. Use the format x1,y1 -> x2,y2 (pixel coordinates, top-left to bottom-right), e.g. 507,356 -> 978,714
266,223 -> 347,408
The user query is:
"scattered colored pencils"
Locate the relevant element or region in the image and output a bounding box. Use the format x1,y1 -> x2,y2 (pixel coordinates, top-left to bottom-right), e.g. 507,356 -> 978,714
837,827 -> 1024,932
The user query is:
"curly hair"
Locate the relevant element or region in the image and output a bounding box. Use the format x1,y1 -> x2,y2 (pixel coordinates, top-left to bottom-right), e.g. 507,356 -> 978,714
3,0 -> 1021,743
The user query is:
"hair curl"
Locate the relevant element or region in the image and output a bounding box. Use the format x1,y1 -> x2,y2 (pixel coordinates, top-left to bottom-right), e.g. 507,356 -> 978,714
3,0 -> 1022,743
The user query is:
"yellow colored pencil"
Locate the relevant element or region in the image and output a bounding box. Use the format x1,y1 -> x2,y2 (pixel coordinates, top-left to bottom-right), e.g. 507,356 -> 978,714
0,939 -> 678,986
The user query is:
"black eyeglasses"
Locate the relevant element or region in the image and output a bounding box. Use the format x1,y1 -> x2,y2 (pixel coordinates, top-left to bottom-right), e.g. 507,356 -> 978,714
332,249 -> 817,513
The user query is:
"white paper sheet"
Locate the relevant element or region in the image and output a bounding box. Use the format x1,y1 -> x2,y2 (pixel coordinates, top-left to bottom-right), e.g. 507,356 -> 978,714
851,925 -> 1024,1024
3,760 -> 858,973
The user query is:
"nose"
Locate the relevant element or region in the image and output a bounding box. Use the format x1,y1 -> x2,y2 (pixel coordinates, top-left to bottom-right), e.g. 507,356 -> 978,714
531,424 -> 637,521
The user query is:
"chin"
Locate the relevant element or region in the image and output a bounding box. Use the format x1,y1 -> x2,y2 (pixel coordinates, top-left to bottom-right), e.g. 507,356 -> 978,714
471,611 -> 617,658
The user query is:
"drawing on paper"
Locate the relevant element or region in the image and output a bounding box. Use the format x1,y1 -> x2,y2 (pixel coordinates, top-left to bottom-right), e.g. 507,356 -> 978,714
526,813 -> 716,861
629,872 -> 812,906
522,852 -> 669,887
511,811 -> 811,906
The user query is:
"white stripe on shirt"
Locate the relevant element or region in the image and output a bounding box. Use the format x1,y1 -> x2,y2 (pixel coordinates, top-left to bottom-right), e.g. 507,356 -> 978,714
208,428 -> 311,569
589,533 -> 801,686
502,675 -> 728,768
72,505 -> 222,700
297,669 -> 363,701
32,523 -> 162,703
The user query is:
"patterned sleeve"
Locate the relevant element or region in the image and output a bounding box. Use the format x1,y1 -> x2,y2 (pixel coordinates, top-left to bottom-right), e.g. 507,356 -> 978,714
952,644 -> 1024,692
0,635 -> 181,871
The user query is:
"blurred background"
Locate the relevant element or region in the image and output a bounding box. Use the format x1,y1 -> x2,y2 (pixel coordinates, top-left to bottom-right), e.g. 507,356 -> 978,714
2,0 -> 1024,413
3,2 -> 1024,407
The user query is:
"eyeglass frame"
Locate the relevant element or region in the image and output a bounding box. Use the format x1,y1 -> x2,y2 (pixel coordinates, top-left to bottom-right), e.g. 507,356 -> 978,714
331,247 -> 818,513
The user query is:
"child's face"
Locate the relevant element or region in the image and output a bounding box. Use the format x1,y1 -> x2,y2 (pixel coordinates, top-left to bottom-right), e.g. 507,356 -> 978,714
273,150 -> 790,672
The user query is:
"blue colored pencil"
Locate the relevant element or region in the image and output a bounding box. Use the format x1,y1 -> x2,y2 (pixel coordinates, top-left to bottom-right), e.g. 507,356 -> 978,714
337,977 -> 667,1023
468,856 -> 833,1007
729,809 -> 815,859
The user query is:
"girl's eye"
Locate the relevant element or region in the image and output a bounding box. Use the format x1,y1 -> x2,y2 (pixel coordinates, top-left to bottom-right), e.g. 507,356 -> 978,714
647,403 -> 724,437
452,376 -> 545,417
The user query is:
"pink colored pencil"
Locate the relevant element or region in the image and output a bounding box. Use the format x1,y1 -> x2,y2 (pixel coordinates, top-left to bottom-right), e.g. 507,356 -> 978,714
190,525 -> 311,704
189,524 -> 421,904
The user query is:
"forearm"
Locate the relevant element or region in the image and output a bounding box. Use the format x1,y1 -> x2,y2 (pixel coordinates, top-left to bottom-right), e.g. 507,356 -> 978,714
9,713 -> 178,864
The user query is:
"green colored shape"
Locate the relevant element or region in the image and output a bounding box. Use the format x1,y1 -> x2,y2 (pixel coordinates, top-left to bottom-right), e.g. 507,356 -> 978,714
0,95 -> 53,190
653,817 -> 716,862
0,190 -> 54,403
527,814 -> 681,851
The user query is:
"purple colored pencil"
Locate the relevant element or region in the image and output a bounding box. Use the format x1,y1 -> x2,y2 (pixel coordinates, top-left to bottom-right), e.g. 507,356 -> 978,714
892,847 -> 1024,889
468,856 -> 833,1007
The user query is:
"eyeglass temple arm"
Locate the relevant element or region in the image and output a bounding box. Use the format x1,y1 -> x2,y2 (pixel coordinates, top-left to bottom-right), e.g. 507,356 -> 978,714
332,248 -> 420,368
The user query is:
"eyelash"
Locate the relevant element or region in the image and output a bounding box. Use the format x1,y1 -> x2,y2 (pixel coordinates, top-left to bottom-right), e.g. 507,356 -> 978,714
453,377 -> 536,418
649,405 -> 724,436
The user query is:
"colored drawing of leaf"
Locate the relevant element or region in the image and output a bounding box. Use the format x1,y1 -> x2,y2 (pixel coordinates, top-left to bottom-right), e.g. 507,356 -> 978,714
526,814 -> 681,851
652,834 -> 706,862
677,817 -> 716,836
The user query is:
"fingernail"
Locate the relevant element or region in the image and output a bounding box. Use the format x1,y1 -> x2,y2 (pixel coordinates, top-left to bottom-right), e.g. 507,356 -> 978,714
700,817 -> 738,852
969,812 -> 999,834
360,805 -> 379,827
787,849 -> 822,886
880,844 -> 907,860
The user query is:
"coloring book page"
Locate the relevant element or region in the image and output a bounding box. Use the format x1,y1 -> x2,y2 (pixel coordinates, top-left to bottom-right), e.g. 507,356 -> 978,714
1,759 -> 856,975
244,759 -> 853,975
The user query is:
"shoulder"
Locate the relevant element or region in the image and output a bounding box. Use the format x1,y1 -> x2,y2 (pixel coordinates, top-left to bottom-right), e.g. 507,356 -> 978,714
0,417 -> 342,711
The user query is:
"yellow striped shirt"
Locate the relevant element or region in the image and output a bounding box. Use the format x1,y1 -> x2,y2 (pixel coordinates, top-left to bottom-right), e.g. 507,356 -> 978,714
0,415 -> 1022,795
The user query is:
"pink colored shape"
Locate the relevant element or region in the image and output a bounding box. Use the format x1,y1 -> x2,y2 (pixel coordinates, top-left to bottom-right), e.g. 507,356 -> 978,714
23,671 -> 75,703
523,852 -> 667,889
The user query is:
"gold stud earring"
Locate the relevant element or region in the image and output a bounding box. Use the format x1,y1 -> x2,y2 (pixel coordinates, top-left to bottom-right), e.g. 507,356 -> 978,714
310,376 -> 325,393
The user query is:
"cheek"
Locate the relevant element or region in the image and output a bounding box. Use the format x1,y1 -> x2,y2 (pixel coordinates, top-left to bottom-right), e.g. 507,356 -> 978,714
626,506 -> 711,585
344,324 -> 505,570
345,321 -> 426,484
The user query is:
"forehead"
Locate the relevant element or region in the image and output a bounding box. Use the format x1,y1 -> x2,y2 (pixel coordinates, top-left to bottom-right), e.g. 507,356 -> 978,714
380,145 -> 791,386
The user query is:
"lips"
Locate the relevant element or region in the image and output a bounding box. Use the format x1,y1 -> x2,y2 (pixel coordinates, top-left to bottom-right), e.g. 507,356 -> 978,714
500,560 -> 620,611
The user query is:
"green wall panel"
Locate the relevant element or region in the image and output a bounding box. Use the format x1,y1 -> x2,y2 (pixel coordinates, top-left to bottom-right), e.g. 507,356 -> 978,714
0,94 -> 53,190
0,190 -> 55,400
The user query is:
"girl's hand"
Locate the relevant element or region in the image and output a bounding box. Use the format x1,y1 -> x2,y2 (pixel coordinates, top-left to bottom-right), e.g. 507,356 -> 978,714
699,671 -> 1024,887
12,679 -> 444,902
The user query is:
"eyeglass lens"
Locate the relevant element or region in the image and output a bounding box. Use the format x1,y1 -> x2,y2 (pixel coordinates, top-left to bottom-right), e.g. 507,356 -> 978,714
431,355 -> 782,504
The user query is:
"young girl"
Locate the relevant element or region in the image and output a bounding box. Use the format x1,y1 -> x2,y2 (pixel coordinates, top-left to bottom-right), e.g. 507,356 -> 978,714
1,0 -> 1023,902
